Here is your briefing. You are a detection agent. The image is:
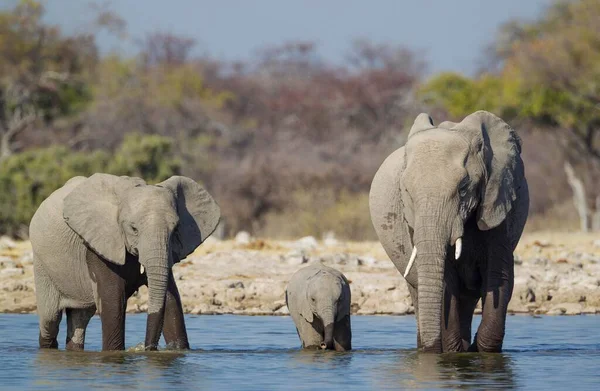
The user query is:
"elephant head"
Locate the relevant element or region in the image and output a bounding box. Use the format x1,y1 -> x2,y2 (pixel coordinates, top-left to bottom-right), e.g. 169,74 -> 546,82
62,173 -> 220,350
300,270 -> 349,349
396,111 -> 524,352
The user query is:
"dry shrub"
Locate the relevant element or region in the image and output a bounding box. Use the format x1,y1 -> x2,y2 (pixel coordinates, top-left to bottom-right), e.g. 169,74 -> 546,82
260,188 -> 375,240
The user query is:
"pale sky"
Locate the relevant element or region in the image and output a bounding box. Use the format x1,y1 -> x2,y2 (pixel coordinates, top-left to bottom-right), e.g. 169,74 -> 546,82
4,0 -> 555,76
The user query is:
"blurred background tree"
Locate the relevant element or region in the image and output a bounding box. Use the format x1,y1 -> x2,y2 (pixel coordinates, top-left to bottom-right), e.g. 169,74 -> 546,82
0,0 -> 598,238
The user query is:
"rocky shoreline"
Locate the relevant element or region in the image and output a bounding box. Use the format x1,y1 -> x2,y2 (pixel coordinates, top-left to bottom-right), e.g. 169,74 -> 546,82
1,232 -> 599,316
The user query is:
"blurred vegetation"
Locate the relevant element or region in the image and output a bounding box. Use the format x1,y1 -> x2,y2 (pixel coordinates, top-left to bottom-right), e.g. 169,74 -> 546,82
0,0 -> 598,238
0,133 -> 178,236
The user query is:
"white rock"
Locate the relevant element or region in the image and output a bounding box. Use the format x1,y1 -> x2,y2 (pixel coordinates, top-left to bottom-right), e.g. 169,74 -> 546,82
549,302 -> 582,315
0,267 -> 23,276
322,231 -> 338,247
234,231 -> 252,245
357,256 -> 377,267
0,257 -> 16,268
283,250 -> 309,265
275,305 -> 289,315
294,236 -> 318,251
19,252 -> 33,264
0,236 -> 16,249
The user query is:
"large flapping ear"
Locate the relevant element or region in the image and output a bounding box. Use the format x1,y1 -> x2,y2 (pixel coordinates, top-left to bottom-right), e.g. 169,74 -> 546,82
407,113 -> 436,139
156,176 -> 221,260
455,111 -> 524,230
63,173 -> 146,265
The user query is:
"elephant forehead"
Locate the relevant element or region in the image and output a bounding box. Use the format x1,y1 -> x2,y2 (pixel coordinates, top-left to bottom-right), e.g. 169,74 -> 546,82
122,186 -> 178,218
406,130 -> 468,158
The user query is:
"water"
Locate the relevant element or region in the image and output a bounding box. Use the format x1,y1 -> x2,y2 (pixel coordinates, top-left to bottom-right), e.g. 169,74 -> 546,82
0,314 -> 599,390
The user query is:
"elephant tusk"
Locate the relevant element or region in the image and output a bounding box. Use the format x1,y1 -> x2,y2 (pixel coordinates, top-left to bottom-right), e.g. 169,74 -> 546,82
404,246 -> 417,278
455,237 -> 462,260
140,265 -> 145,274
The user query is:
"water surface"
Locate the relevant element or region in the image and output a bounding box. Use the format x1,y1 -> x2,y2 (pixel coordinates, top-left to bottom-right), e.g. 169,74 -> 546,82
0,314 -> 598,390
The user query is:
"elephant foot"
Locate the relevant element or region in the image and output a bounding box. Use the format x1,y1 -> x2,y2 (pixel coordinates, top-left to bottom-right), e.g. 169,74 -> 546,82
39,336 -> 58,349
66,341 -> 85,351
165,339 -> 190,350
472,332 -> 503,353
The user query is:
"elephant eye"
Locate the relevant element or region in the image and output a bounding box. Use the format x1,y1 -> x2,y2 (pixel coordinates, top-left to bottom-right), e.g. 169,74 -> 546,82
130,225 -> 138,235
458,178 -> 469,196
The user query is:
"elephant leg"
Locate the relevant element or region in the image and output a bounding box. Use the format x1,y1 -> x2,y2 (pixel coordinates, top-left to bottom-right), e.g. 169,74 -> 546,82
333,314 -> 352,351
408,285 -> 421,349
473,244 -> 514,353
441,266 -> 465,352
297,319 -> 323,349
86,251 -> 127,351
34,259 -> 62,349
458,294 -> 478,351
66,307 -> 96,351
162,270 -> 189,350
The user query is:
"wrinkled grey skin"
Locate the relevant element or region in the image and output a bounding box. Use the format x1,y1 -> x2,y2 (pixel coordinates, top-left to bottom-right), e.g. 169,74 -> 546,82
286,264 -> 352,351
29,173 -> 220,351
369,111 -> 529,353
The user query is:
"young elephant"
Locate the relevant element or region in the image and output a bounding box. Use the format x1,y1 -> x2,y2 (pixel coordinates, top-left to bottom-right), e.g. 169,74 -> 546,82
285,264 -> 352,351
29,173 -> 220,351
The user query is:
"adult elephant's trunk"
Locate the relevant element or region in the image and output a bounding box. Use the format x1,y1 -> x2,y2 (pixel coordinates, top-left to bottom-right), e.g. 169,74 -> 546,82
320,307 -> 335,349
140,236 -> 171,351
413,201 -> 449,353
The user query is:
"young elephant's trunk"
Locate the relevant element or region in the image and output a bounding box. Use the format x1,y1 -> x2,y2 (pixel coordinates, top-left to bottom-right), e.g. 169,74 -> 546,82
320,307 -> 335,349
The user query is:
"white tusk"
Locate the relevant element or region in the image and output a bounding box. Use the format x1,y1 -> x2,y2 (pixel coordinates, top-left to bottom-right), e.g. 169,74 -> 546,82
140,265 -> 145,274
404,246 -> 417,278
455,237 -> 462,260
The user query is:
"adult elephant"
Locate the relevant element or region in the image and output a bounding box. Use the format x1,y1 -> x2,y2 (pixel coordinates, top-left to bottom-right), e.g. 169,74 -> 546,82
29,173 -> 220,351
369,111 -> 528,353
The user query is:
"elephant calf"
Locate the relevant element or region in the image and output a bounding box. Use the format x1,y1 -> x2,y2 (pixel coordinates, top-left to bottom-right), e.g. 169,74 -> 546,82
286,264 -> 352,351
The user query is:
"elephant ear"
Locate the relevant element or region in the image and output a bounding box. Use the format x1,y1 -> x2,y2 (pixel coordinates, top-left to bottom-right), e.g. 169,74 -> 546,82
63,173 -> 146,265
407,113 -> 436,139
336,274 -> 351,322
457,111 -> 524,230
300,289 -> 314,323
156,176 -> 221,261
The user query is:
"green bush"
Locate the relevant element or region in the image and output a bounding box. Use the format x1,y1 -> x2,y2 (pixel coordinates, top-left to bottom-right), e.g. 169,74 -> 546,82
0,134 -> 180,237
0,146 -> 109,237
109,133 -> 181,183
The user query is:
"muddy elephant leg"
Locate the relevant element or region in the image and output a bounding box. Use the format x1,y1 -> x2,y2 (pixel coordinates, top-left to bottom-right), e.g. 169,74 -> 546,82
408,285 -> 421,349
473,243 -> 514,353
66,307 -> 96,351
333,315 -> 352,351
34,260 -> 62,349
162,270 -> 189,350
86,251 -> 128,351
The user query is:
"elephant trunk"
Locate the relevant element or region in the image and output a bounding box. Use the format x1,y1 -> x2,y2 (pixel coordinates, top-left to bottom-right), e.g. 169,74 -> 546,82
140,236 -> 171,351
414,199 -> 449,353
320,307 -> 335,350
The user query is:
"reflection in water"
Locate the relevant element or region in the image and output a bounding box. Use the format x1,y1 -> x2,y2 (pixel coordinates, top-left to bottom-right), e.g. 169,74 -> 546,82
381,351 -> 515,389
34,349 -> 202,390
1,315 -> 598,390
290,349 -> 352,369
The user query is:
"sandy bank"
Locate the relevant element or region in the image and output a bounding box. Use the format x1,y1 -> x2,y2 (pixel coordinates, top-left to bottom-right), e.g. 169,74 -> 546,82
1,232 -> 599,316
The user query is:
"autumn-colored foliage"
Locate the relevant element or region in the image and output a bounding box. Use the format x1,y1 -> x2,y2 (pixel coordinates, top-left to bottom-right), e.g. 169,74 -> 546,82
0,0 -> 598,238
